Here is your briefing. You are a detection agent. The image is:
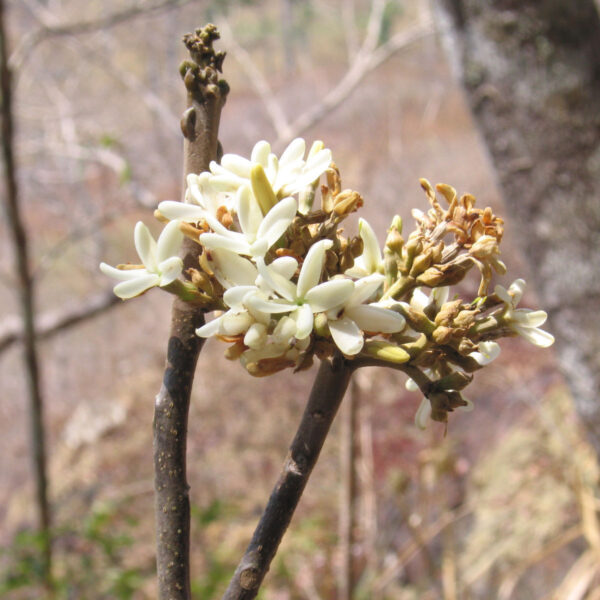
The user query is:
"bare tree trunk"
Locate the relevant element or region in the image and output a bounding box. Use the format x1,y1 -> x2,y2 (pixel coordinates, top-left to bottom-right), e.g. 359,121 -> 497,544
153,25 -> 228,600
0,0 -> 52,589
437,0 -> 600,452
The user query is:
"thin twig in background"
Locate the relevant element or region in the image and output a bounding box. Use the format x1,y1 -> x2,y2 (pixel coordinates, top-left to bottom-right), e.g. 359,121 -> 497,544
0,0 -> 52,588
222,356 -> 353,600
0,290 -> 120,355
152,24 -> 227,600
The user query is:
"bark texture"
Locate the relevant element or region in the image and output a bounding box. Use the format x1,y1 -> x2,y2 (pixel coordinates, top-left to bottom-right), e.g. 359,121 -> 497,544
1,0 -> 52,586
438,0 -> 600,451
153,24 -> 227,600
223,356 -> 353,600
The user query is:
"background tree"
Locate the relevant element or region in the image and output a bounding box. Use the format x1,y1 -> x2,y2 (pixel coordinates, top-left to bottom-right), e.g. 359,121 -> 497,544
437,0 -> 600,451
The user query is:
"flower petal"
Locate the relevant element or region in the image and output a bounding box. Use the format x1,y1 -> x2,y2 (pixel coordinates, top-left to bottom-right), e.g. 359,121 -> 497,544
237,185 -> 262,240
512,324 -> 555,347
256,196 -> 297,248
223,285 -> 257,310
511,309 -> 548,328
245,294 -> 293,315
113,274 -> 160,299
244,322 -> 268,349
293,304 -> 314,339
220,311 -> 253,335
279,138 -> 305,167
210,249 -> 257,287
158,200 -> 207,222
469,340 -> 501,365
256,258 -> 297,301
328,316 -> 364,355
349,274 -> 385,306
157,256 -> 183,286
221,153 -> 252,178
269,256 -> 298,280
297,239 -> 332,298
346,305 -> 405,333
251,140 -> 271,166
415,397 -> 432,430
359,218 -> 382,274
195,316 -> 223,337
508,278 -> 526,304
134,222 -> 158,272
200,232 -> 250,255
305,279 -> 354,312
100,262 -> 146,281
156,220 -> 184,263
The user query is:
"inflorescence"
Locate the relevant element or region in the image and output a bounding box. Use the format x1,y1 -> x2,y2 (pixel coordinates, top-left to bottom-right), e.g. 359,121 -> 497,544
100,138 -> 554,428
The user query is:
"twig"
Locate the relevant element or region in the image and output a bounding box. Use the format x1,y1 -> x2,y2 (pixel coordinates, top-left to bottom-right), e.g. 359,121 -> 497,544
0,290 -> 120,354
153,24 -> 227,600
11,0 -> 199,71
222,355 -> 353,600
0,0 -> 52,588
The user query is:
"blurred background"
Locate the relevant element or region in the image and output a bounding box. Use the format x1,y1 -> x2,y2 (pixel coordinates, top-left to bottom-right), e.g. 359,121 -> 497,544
1,0 -> 597,598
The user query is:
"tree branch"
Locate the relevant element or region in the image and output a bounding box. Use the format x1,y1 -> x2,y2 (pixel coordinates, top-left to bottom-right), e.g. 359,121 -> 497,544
222,355 -> 353,600
153,24 -> 227,600
0,290 -> 120,354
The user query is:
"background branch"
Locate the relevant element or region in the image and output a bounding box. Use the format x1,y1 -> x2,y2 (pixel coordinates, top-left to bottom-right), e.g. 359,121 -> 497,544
222,356 -> 353,600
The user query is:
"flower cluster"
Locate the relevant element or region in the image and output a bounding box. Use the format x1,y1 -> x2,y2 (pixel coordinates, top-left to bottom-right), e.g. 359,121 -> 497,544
101,138 -> 554,428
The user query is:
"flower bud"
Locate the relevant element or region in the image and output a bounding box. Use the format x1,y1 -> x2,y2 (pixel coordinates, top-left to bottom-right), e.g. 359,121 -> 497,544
333,190 -> 363,216
435,299 -> 462,326
364,341 -> 410,364
432,326 -> 454,344
251,164 -> 277,215
416,267 -> 445,287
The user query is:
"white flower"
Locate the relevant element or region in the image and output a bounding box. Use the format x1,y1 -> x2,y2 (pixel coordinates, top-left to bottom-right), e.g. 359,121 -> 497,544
495,279 -> 554,347
469,340 -> 501,365
410,286 -> 449,312
252,239 -> 354,340
158,172 -> 234,222
209,138 -> 332,198
345,218 -> 384,278
199,186 -> 296,259
327,274 -> 406,355
100,220 -> 183,299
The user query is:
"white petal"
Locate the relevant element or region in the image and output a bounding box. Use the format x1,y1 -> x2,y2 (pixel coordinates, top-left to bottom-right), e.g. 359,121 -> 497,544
256,196 -> 297,248
237,185 -> 262,240
200,232 -> 250,255
349,274 -> 384,306
156,220 -> 184,263
359,218 -> 382,274
134,222 -> 158,272
405,378 -> 419,392
210,249 -> 257,287
195,316 -> 223,337
431,286 -> 449,308
494,284 -> 512,305
512,324 -> 555,347
305,279 -> 354,312
113,274 -> 160,299
297,239 -> 332,298
220,311 -> 253,335
293,304 -> 314,339
251,140 -> 271,166
345,305 -> 405,333
221,153 -> 252,178
100,262 -> 146,281
469,340 -> 501,365
245,294 -> 293,315
223,285 -> 258,310
328,316 -> 364,355
410,288 -> 430,311
415,397 -> 432,430
279,138 -> 305,166
270,256 -> 298,280
511,309 -> 548,328
244,322 -> 268,349
508,278 -> 526,304
158,200 -> 207,222
273,316 -> 297,343
157,256 -> 183,286
256,258 -> 297,301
